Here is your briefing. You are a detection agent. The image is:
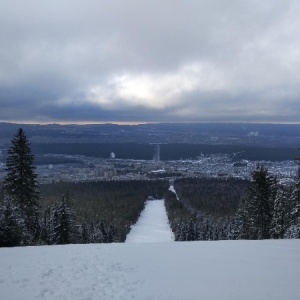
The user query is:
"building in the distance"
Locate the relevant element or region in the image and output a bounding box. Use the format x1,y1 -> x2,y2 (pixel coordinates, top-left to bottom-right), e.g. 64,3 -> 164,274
153,144 -> 160,163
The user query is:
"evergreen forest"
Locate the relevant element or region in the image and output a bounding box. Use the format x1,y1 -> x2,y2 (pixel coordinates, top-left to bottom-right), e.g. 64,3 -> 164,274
165,166 -> 300,241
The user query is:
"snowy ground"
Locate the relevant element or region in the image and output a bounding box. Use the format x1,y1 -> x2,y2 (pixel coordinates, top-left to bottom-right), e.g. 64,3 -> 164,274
126,199 -> 174,243
0,240 -> 300,299
1,200 -> 300,299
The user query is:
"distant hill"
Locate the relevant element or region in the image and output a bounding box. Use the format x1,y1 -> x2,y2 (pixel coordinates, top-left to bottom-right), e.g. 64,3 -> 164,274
1,123 -> 299,162
1,122 -> 300,146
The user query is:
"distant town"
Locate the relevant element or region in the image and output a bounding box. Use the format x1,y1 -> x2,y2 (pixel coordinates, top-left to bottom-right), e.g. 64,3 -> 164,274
0,122 -> 299,185
0,151 -> 296,186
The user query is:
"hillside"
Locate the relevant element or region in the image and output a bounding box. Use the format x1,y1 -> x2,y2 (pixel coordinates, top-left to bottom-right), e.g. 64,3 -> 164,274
0,240 -> 299,299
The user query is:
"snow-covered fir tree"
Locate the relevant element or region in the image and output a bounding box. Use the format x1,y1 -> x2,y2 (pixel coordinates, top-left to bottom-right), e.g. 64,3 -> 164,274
3,128 -> 40,241
285,152 -> 300,238
51,195 -> 76,245
40,207 -> 52,245
107,224 -> 118,243
270,188 -> 287,239
239,165 -> 277,239
289,181 -> 300,225
0,197 -> 30,247
78,221 -> 90,244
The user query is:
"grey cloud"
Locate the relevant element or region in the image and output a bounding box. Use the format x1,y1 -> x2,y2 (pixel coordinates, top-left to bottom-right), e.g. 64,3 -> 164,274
0,0 -> 300,123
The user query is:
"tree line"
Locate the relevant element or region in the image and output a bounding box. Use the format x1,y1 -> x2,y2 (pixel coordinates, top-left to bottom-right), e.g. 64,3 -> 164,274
165,163 -> 300,241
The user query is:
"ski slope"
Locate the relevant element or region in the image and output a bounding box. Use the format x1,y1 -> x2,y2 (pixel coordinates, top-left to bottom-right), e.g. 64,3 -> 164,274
126,199 -> 174,243
0,240 -> 300,299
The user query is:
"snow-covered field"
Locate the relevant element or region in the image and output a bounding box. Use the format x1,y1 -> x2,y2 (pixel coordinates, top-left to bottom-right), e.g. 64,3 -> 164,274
0,240 -> 300,299
1,200 -> 300,299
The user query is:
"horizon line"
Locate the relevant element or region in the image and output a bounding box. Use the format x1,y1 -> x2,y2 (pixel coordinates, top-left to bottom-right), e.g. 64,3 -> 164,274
1,120 -> 300,126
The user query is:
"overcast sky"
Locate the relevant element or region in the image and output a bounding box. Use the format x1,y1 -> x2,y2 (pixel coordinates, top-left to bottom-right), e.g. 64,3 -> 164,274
1,0 -> 300,124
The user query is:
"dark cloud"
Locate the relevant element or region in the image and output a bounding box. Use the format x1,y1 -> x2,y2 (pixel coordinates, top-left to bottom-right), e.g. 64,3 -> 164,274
0,0 -> 300,123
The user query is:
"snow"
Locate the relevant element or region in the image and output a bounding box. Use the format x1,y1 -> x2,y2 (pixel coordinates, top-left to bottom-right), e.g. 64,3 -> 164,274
168,184 -> 179,200
126,199 -> 174,243
0,240 -> 300,299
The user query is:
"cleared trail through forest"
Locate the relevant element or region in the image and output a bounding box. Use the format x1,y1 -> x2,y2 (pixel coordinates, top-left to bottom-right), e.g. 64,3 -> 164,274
126,199 -> 174,243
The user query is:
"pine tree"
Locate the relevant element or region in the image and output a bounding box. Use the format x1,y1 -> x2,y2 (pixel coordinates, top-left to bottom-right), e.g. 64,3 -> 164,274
270,188 -> 286,239
239,165 -> 276,239
186,219 -> 196,241
51,195 -> 76,245
98,220 -> 108,243
296,149 -> 300,180
238,197 -> 255,239
40,207 -> 52,245
79,221 -> 90,244
227,216 -> 241,240
289,156 -> 300,225
0,197 -> 30,247
88,222 -> 97,243
3,128 -> 40,240
107,224 -> 118,243
289,187 -> 300,224
284,151 -> 300,237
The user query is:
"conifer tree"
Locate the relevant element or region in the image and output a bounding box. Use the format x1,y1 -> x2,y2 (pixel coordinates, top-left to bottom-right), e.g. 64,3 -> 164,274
284,150 -> 300,237
51,195 -> 76,245
0,197 -> 30,247
3,128 -> 40,240
289,151 -> 300,224
238,197 -> 254,239
227,216 -> 241,240
88,222 -> 97,243
40,207 -> 52,244
79,221 -> 89,244
107,224 -> 118,243
239,165 -> 276,239
284,223 -> 300,238
270,188 -> 286,239
98,220 -> 108,243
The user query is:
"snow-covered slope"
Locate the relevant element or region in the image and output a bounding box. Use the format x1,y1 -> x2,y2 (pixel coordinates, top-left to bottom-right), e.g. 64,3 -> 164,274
0,240 -> 300,300
126,199 -> 174,243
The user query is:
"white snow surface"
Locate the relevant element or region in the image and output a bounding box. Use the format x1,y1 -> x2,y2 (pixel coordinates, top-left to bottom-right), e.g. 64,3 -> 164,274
1,240 -> 300,299
168,185 -> 179,200
126,199 -> 174,243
